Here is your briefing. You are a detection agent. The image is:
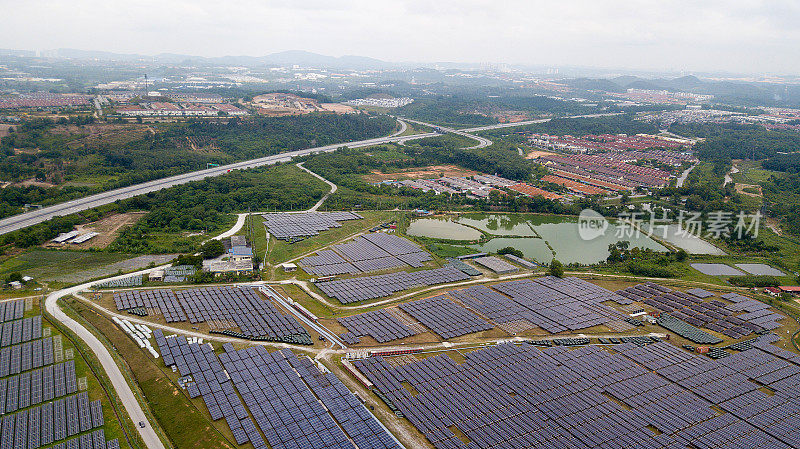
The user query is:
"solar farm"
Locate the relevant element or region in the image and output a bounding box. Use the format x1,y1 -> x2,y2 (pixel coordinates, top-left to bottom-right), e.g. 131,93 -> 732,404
262,211 -> 363,242
315,265 -> 470,304
113,286 -> 312,344
337,310 -> 419,344
154,332 -> 401,449
0,300 -> 121,449
354,336 -> 800,449
616,282 -> 784,342
299,233 -> 433,276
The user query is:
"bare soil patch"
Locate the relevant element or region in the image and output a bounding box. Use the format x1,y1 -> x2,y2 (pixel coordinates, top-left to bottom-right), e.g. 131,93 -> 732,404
0,124 -> 14,138
50,212 -> 145,249
735,183 -> 762,197
526,150 -> 556,159
362,165 -> 477,183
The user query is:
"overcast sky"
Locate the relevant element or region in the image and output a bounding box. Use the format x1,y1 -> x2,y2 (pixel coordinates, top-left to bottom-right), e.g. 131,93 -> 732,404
2,0 -> 799,74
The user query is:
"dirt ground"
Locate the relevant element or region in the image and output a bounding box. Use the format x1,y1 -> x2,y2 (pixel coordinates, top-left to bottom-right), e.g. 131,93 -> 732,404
46,212 -> 145,249
362,165 -> 478,183
735,183 -> 763,197
14,178 -> 56,188
0,124 -> 14,138
525,150 -> 556,159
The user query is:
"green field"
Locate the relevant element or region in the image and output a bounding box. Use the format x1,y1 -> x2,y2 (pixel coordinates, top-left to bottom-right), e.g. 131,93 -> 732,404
730,160 -> 781,184
0,250 -> 132,282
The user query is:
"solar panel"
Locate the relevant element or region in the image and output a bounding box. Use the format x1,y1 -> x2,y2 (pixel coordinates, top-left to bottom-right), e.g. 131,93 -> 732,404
355,339 -> 800,449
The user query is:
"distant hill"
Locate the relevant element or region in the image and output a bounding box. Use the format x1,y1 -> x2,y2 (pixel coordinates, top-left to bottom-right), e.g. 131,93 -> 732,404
25,48 -> 393,70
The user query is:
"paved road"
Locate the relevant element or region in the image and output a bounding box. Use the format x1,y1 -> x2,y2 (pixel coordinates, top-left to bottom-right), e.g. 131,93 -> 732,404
296,162 -> 338,212
0,113 -> 621,236
0,130 -> 436,236
676,162 -> 699,188
400,118 -> 493,148
46,271 -> 168,449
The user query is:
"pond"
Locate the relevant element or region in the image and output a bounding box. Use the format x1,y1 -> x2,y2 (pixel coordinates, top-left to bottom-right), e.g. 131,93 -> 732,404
411,214 -> 669,265
641,223 -> 726,255
406,218 -> 483,241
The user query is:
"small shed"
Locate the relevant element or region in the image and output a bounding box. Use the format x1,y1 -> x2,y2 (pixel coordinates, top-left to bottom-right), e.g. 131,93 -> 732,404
282,263 -> 298,273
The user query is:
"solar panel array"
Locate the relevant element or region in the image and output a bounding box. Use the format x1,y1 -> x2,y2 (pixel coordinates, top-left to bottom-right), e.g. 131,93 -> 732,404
262,211 -> 362,242
0,312 -> 117,449
154,333 -> 260,446
621,284 -> 781,339
471,256 -> 518,274
177,287 -> 311,344
1,392 -> 109,449
155,332 -> 399,449
1,316 -> 42,347
490,276 -> 632,333
338,310 -> 419,344
114,286 -> 312,344
0,337 -> 54,378
221,346 -> 399,449
686,288 -> 714,298
356,339 -> 800,449
300,233 -> 432,276
0,301 -> 25,324
113,289 -> 186,323
316,266 -> 470,304
399,295 -> 493,339
1,360 -> 77,414
97,275 -> 142,288
657,314 -> 723,344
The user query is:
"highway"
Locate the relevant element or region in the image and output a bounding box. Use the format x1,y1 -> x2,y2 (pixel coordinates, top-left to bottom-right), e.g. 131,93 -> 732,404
0,113 -> 621,236
0,129 -> 437,236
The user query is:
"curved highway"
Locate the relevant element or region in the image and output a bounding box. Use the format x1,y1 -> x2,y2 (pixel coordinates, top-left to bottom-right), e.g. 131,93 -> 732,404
0,130 -> 436,236
0,113 -> 622,236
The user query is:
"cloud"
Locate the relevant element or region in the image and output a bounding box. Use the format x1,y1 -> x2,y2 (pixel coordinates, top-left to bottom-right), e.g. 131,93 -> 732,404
1,0 -> 798,74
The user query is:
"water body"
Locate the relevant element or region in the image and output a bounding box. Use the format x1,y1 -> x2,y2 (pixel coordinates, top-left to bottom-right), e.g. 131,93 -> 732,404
642,223 -> 726,255
456,214 -> 538,236
406,217 -> 483,241
411,213 -> 668,264
470,237 -> 554,263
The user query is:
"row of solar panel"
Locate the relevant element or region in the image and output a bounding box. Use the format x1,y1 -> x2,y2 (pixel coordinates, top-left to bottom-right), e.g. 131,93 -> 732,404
1,360 -> 77,414
0,316 -> 43,348
0,337 -> 55,378
263,211 -> 362,241
337,310 -> 418,343
0,392 -> 104,449
0,300 -> 25,325
316,266 -> 470,304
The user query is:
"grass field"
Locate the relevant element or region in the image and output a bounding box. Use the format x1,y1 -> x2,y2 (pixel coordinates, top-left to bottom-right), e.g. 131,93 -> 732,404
0,250 -> 132,282
730,160 -> 781,184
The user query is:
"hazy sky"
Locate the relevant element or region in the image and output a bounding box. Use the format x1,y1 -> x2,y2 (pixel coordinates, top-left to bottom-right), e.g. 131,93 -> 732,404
2,0 -> 799,74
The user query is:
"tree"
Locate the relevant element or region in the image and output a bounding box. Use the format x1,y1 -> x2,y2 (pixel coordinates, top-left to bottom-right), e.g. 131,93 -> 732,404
5,272 -> 22,284
675,249 -> 688,262
498,246 -> 523,258
548,259 -> 564,278
200,240 -> 224,259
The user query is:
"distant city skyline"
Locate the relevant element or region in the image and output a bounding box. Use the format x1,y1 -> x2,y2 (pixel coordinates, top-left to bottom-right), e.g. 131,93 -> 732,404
2,0 -> 799,75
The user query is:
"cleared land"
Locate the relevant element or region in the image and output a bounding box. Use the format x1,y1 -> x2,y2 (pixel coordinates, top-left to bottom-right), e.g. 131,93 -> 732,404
362,165 -> 477,183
